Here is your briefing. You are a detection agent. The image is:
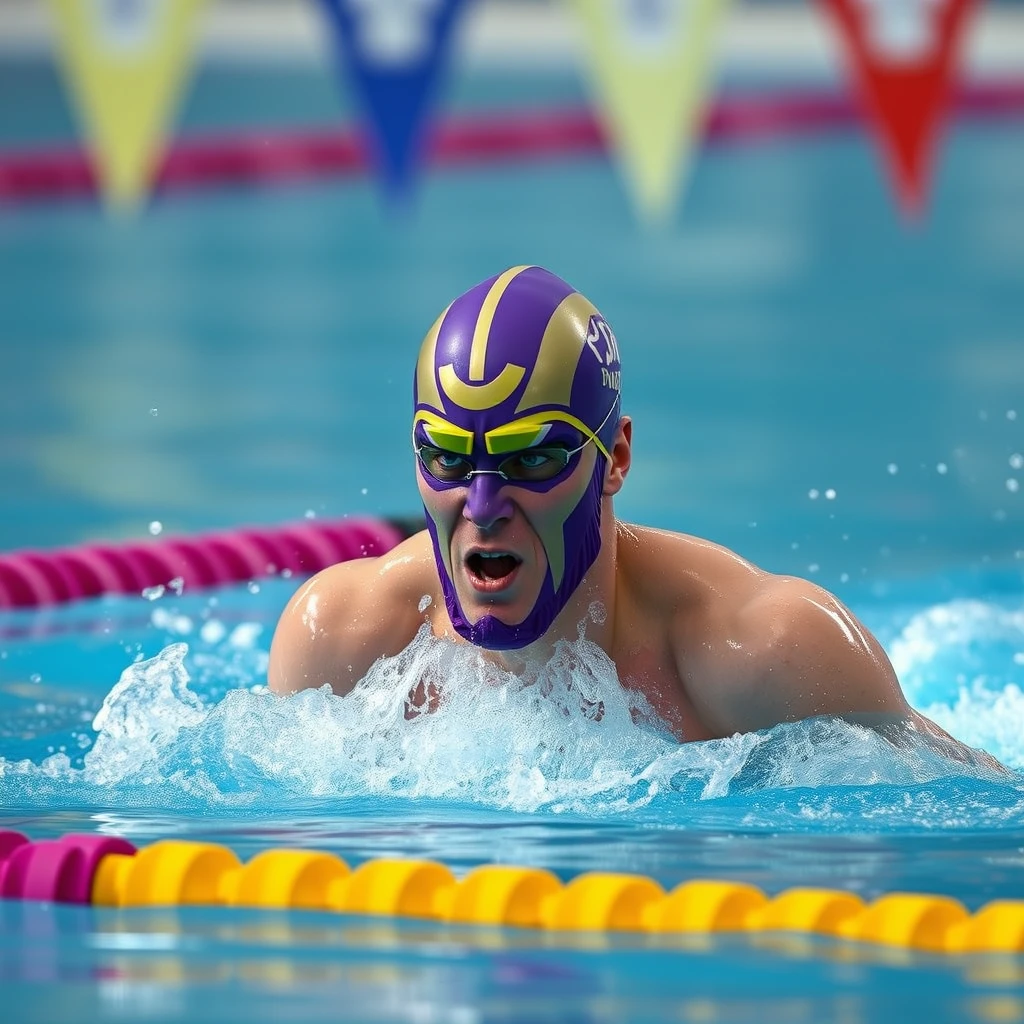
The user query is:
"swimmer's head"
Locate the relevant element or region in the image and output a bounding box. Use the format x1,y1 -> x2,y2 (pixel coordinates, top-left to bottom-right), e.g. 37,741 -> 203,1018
412,265 -> 623,650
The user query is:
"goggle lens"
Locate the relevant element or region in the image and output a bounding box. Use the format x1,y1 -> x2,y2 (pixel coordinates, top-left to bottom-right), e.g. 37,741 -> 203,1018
416,443 -> 578,484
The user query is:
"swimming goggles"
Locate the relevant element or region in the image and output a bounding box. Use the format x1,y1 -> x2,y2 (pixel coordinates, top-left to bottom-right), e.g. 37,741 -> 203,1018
413,400 -> 619,485
414,437 -> 595,484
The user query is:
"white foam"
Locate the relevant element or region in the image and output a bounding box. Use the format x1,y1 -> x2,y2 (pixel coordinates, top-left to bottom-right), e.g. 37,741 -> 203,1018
2,597 -> 1020,823
0,620 -> 997,814
888,598 -> 1024,768
87,642 -> 205,786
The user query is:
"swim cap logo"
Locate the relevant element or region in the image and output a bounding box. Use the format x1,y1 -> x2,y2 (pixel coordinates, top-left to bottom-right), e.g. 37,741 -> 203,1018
586,315 -> 622,392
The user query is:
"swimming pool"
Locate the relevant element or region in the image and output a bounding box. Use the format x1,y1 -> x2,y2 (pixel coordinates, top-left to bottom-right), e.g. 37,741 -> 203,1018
3,24 -> 1024,1023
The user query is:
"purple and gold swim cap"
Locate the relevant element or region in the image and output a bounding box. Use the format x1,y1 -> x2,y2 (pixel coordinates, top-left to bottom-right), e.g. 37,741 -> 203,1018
413,265 -> 623,650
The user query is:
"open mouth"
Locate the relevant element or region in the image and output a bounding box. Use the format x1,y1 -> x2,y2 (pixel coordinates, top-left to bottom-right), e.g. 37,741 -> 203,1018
466,551 -> 522,589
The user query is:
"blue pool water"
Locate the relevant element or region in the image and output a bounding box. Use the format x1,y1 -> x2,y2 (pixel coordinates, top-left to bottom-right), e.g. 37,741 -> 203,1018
3,575 -> 1024,1021
2,50 -> 1024,1023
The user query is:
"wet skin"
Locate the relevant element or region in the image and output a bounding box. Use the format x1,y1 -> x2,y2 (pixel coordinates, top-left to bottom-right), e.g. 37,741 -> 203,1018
420,440 -> 598,631
269,418 -> 1000,768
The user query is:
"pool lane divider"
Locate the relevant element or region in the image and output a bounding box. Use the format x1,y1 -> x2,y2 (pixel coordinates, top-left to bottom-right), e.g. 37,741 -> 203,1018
0,516 -> 419,609
2,82 -> 1024,204
2,830 -> 1023,955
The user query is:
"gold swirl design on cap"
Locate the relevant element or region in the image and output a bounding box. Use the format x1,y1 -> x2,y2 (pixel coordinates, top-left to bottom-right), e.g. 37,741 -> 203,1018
515,292 -> 597,414
438,265 -> 532,411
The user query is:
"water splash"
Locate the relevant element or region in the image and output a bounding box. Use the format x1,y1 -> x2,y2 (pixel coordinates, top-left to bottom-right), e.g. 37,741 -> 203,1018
0,621 -> 1015,827
889,598 -> 1024,769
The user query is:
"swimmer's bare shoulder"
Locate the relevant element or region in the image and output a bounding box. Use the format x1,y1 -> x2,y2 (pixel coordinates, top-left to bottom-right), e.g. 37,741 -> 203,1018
616,523 -> 913,736
619,523 -> 1004,769
268,532 -> 441,697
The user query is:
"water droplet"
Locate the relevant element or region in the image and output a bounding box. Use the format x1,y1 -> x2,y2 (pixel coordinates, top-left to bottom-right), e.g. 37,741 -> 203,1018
887,463 -> 899,475
361,487 -> 369,496
247,581 -> 261,594
1010,453 -> 1023,470
825,488 -> 836,500
840,573 -> 850,583
229,622 -> 262,648
936,462 -> 948,475
200,620 -> 227,644
418,594 -> 432,613
29,673 -> 41,684
169,576 -> 184,595
149,408 -> 158,417
808,489 -> 819,500
807,563 -> 820,574
1008,410 -> 1018,421
142,584 -> 165,601
148,520 -> 163,536
1007,479 -> 1019,493
588,601 -> 608,625
304,509 -> 316,520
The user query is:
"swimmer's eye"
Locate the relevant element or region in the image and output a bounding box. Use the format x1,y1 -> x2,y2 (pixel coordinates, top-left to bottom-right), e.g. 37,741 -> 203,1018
498,447 -> 573,482
417,445 -> 474,482
414,443 -> 582,484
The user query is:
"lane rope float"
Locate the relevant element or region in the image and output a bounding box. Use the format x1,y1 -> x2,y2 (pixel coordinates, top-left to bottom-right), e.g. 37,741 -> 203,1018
2,831 -> 1022,954
0,516 -> 420,609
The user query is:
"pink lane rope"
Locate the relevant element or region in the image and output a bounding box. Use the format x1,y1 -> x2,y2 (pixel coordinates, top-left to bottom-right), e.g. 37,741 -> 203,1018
0,517 -> 414,610
1,82 -> 1022,203
0,831 -> 136,903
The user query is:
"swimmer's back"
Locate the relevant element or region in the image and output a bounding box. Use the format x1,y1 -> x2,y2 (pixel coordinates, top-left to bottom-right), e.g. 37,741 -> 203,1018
268,532 -> 441,696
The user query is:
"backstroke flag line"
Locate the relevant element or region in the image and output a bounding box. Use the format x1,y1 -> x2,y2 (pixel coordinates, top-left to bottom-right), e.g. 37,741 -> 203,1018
570,0 -> 731,225
319,0 -> 467,203
47,0 -> 206,211
820,0 -> 978,217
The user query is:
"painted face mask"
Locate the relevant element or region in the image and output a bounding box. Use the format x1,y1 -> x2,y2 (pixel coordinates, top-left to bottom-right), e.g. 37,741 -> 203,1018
413,265 -> 623,650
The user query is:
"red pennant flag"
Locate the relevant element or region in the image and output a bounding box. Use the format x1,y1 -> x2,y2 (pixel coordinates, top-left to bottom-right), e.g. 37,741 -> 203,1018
820,0 -> 977,216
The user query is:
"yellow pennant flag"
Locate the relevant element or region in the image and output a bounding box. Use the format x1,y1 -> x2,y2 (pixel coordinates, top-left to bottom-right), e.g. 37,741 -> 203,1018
570,0 -> 730,224
47,0 -> 205,211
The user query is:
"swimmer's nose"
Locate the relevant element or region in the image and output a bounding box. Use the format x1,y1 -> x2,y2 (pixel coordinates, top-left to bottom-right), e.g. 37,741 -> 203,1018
463,473 -> 514,530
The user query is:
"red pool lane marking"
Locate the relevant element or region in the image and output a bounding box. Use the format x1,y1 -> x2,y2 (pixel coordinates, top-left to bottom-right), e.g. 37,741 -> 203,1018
0,82 -> 1022,203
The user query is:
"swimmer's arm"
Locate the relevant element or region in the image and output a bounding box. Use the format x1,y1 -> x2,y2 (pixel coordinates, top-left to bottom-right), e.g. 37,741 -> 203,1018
268,553 -> 422,697
686,576 -> 995,764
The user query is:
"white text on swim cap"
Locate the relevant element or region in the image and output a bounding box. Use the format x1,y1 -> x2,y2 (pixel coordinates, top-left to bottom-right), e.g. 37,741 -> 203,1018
586,316 -> 621,368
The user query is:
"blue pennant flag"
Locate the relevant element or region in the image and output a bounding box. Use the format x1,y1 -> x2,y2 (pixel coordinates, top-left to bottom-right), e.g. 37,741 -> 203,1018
319,0 -> 467,202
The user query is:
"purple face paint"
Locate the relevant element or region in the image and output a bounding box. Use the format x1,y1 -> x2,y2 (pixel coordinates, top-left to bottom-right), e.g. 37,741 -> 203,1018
413,266 -> 622,650
462,473 -> 515,529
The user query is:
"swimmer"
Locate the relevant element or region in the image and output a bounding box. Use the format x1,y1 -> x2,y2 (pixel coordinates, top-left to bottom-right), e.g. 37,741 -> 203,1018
268,265 -> 980,756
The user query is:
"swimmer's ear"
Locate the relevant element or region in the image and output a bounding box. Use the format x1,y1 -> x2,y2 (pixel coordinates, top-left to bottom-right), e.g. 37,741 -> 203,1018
603,416 -> 631,496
